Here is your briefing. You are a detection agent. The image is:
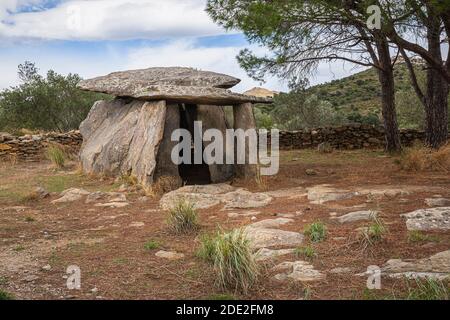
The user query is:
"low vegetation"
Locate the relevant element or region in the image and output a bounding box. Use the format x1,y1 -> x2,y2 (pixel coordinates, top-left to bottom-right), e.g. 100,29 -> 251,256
46,145 -> 67,169
0,289 -> 14,300
407,231 -> 440,243
304,221 -> 327,243
358,217 -> 387,252
167,199 -> 199,234
406,278 -> 449,300
397,144 -> 450,172
146,176 -> 180,197
294,246 -> 317,260
197,229 -> 259,293
144,240 -> 161,251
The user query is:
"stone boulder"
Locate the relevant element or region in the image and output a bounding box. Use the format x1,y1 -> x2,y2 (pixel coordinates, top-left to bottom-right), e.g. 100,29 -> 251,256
79,99 -> 166,186
401,207 -> 450,231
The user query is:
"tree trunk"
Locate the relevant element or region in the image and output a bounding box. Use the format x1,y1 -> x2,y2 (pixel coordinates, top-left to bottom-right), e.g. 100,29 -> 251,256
424,10 -> 449,148
376,38 -> 402,152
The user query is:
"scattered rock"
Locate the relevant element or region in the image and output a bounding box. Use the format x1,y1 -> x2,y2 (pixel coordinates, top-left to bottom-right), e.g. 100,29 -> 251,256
222,189 -> 272,209
254,248 -> 295,262
86,192 -> 127,204
244,227 -> 304,249
272,261 -> 325,282
51,188 -> 90,204
248,218 -> 294,229
329,267 -> 352,274
264,187 -> 306,199
91,287 -> 99,294
41,264 -> 52,271
336,210 -> 378,224
129,222 -> 145,228
95,202 -> 130,208
401,207 -> 450,231
227,210 -> 261,218
425,198 -> 450,207
381,250 -> 450,280
305,169 -> 318,176
155,250 -> 184,260
33,187 -> 49,199
307,185 -> 359,204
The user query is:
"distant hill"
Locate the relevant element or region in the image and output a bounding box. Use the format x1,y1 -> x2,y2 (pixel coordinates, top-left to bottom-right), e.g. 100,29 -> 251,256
307,62 -> 423,116
244,87 -> 279,98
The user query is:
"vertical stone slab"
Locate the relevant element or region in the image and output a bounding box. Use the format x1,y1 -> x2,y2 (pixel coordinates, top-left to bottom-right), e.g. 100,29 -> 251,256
123,100 -> 167,187
233,103 -> 258,179
197,105 -> 235,183
154,104 -> 183,186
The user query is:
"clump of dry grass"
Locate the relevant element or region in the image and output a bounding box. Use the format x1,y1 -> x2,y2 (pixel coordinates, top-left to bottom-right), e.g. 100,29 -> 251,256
45,144 -> 67,169
197,228 -> 259,294
167,199 -> 199,234
145,176 -> 181,197
397,143 -> 450,172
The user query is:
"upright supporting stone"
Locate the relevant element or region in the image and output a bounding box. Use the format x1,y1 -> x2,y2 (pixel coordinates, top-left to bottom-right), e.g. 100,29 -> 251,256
233,102 -> 258,179
154,104 -> 183,187
197,105 -> 235,183
79,98 -> 167,186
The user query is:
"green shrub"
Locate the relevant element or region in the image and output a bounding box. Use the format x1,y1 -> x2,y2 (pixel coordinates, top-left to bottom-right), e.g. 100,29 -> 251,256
0,289 -> 14,300
144,240 -> 161,250
46,145 -> 66,169
304,221 -> 327,242
167,199 -> 199,234
294,245 -> 317,259
197,229 -> 259,293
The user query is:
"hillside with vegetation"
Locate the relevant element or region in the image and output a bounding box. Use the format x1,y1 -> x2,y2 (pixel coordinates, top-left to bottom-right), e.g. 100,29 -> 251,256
256,62 -> 450,131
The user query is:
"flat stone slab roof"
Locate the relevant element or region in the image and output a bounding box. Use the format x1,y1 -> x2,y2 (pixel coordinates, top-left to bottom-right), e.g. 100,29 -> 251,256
77,67 -> 272,105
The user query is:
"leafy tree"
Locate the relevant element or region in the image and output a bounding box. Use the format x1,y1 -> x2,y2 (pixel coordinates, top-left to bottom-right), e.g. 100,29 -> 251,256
0,62 -> 108,133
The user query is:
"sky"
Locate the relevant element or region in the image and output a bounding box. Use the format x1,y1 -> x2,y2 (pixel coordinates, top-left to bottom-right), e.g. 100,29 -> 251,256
0,0 -> 365,92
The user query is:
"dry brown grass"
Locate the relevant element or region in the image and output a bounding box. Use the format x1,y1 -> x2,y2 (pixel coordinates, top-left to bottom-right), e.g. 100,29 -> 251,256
145,175 -> 181,198
397,143 -> 450,172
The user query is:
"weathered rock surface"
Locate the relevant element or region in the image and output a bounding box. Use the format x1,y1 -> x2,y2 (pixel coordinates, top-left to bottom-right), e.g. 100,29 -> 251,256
244,227 -> 304,249
336,210 -> 378,224
155,250 -> 184,260
78,67 -> 271,105
381,250 -> 450,280
248,218 -> 294,229
197,105 -> 234,183
264,187 -> 306,199
222,189 -> 272,209
51,188 -> 90,204
254,248 -> 295,262
272,261 -> 325,282
307,185 -> 359,204
425,198 -> 450,207
159,184 -> 272,210
401,207 -> 450,231
79,99 -> 166,186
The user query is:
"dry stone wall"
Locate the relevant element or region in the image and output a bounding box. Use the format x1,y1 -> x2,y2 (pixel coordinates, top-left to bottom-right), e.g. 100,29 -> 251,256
0,125 -> 446,162
0,131 -> 82,161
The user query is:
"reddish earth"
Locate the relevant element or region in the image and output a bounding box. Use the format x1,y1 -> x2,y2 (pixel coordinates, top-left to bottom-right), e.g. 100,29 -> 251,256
0,149 -> 449,300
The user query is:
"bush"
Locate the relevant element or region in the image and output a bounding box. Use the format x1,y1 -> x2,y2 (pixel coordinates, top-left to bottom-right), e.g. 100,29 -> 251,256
304,221 -> 327,242
46,145 -> 66,169
167,199 -> 199,234
397,144 -> 450,172
197,229 -> 259,293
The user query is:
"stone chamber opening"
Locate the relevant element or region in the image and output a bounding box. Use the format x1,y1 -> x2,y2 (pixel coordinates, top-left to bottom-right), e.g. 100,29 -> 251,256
178,104 -> 212,185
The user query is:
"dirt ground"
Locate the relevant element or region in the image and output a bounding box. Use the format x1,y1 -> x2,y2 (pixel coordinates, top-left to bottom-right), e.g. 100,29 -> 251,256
0,149 -> 449,300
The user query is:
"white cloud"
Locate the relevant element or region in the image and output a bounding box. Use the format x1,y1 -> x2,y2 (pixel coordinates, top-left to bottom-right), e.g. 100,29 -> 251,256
1,0 -> 225,40
125,40 -> 287,92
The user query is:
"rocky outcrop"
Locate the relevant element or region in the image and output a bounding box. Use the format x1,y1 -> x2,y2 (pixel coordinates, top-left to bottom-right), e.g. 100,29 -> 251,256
401,207 -> 450,231
79,99 -> 166,186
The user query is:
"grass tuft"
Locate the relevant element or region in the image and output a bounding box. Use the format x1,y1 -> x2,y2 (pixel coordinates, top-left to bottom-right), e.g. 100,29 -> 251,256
0,289 -> 14,300
197,229 -> 259,294
358,217 -> 387,252
144,240 -> 161,251
167,199 -> 199,234
294,245 -> 317,260
406,278 -> 449,300
304,221 -> 327,242
397,144 -> 450,172
45,144 -> 67,169
407,231 -> 440,243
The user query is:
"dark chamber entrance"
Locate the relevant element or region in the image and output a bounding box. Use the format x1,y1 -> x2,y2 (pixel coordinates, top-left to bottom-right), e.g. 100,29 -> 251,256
178,104 -> 212,185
